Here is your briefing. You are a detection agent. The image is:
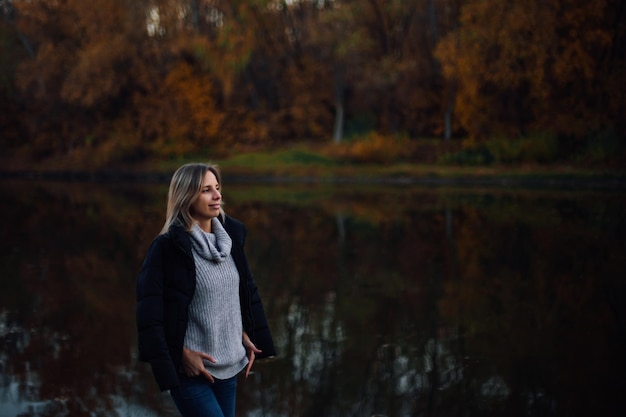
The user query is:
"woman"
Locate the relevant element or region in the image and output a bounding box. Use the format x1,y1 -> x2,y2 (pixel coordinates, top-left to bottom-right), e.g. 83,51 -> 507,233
136,163 -> 275,417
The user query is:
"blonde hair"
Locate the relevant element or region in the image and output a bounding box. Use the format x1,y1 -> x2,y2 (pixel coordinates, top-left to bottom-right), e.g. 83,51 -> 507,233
160,163 -> 224,234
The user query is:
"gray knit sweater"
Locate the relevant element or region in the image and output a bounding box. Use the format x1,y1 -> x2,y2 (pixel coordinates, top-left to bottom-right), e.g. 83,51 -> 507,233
185,219 -> 248,379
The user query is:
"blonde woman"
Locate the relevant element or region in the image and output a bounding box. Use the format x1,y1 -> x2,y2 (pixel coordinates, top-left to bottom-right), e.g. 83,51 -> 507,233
136,163 -> 275,417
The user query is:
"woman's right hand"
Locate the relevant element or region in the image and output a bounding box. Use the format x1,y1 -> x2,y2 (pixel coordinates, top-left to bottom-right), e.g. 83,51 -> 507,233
181,347 -> 217,383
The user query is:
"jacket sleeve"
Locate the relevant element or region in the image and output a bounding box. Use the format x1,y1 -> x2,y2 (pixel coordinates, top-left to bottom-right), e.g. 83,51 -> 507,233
227,218 -> 276,359
247,265 -> 277,359
136,237 -> 179,391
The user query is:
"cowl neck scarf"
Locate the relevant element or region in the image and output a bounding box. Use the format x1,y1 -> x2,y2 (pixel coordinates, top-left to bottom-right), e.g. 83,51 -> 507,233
189,218 -> 232,262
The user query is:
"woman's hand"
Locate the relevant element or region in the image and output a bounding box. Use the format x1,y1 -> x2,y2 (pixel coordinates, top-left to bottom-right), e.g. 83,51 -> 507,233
242,331 -> 262,378
181,347 -> 217,383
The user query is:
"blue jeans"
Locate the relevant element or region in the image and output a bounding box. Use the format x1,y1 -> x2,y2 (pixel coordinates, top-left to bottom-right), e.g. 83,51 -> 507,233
170,374 -> 237,417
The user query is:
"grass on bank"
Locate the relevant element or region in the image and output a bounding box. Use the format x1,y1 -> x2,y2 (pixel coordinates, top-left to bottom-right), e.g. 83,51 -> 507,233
211,133 -> 625,182
2,132 -> 624,183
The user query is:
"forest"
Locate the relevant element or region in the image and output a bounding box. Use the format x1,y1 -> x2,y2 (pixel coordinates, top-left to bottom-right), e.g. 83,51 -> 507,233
0,0 -> 624,168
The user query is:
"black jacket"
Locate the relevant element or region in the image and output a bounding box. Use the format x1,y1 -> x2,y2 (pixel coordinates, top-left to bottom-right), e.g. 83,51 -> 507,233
136,215 -> 276,391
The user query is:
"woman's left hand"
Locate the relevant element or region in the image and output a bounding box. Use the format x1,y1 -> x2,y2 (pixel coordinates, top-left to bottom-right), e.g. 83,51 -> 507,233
242,331 -> 262,378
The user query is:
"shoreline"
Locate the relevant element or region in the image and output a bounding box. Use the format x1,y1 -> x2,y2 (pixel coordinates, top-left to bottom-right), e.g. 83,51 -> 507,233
2,168 -> 625,190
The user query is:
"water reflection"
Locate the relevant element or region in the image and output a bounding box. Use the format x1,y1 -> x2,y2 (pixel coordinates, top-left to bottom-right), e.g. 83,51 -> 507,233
0,179 -> 624,417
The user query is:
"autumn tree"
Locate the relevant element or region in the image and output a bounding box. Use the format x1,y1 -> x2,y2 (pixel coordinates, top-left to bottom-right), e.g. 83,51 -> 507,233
11,0 -> 230,162
13,0 -> 135,158
435,0 -> 626,143
310,0 -> 464,141
3,0 -> 623,165
431,0 -> 463,140
0,0 -> 28,149
223,0 -> 335,143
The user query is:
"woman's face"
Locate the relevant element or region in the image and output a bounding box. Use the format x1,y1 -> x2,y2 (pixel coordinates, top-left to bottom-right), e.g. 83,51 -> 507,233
190,170 -> 222,222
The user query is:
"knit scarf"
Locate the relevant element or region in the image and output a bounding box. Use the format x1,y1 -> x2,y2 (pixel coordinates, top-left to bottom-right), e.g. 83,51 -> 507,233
189,218 -> 232,262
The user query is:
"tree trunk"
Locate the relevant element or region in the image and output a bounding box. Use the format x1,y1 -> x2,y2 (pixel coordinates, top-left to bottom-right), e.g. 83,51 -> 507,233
444,101 -> 453,141
444,82 -> 456,141
333,101 -> 344,144
333,64 -> 346,144
190,0 -> 200,31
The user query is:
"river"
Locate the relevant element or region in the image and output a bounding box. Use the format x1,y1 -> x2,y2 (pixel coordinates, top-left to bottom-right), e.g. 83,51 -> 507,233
0,178 -> 624,417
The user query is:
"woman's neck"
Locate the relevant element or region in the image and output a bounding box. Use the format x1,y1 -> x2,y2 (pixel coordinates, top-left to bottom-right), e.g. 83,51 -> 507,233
194,218 -> 212,233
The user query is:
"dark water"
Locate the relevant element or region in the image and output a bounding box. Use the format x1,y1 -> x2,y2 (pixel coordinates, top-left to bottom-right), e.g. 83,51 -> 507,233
0,179 -> 624,417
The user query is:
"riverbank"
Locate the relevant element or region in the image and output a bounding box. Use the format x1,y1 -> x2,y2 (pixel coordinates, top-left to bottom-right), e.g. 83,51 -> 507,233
2,164 -> 625,190
1,146 -> 624,189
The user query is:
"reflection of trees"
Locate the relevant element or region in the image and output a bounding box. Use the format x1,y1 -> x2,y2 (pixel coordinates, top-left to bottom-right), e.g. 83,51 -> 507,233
238,194 -> 456,417
236,188 -> 626,417
287,293 -> 342,417
438,193 -> 626,417
0,181 -> 624,417
0,180 -> 171,416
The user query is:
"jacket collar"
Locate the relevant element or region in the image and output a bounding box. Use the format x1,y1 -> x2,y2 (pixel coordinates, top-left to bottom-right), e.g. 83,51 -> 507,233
167,224 -> 193,257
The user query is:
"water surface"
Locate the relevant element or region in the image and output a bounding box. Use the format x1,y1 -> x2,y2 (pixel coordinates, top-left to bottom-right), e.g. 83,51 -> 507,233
0,179 -> 624,417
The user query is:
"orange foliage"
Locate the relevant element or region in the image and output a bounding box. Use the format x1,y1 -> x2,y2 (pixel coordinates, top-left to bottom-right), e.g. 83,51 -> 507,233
435,0 -> 623,140
1,0 -> 624,164
136,62 -> 224,157
325,132 -> 414,163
